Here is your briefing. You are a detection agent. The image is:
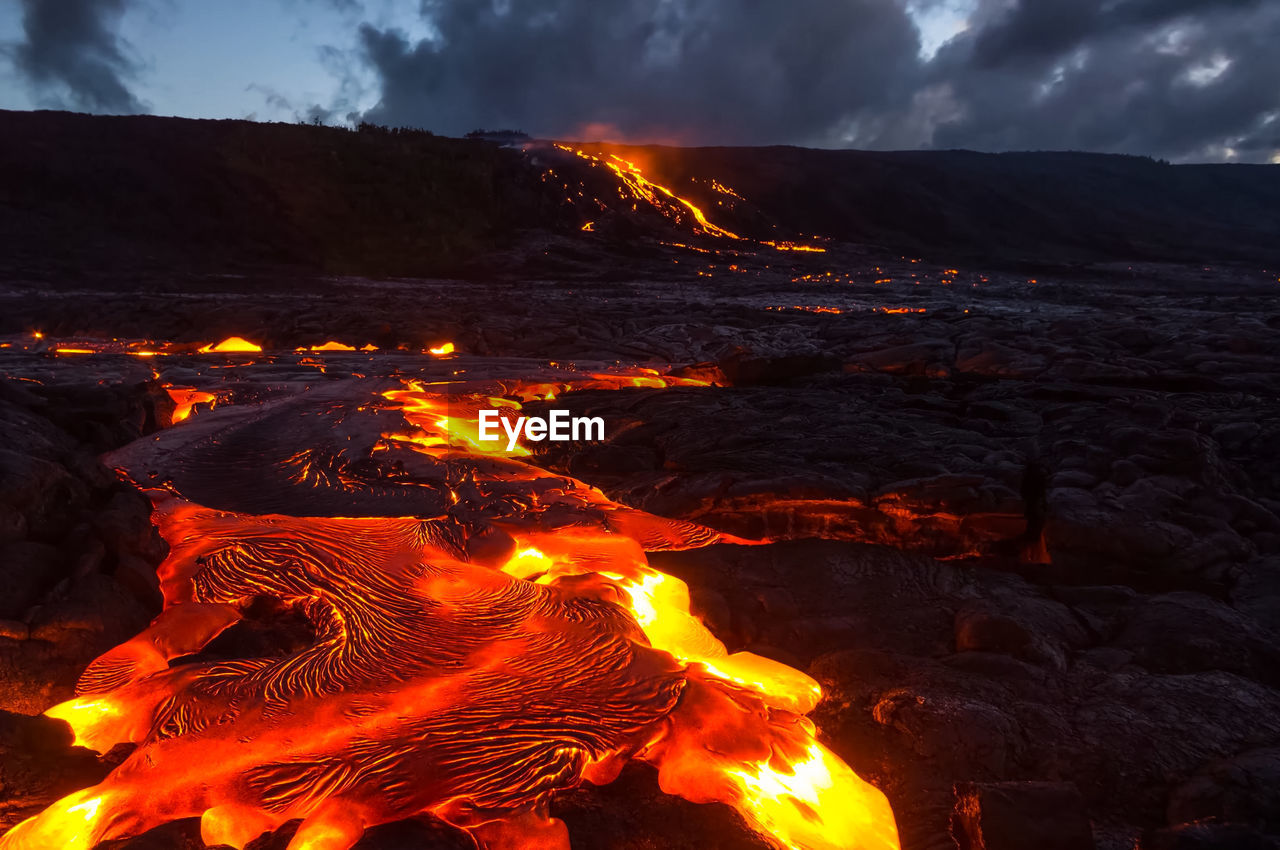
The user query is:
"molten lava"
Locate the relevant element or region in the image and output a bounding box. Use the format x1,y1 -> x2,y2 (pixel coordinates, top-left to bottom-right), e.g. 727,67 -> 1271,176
164,386 -> 217,424
3,362 -> 900,850
555,144 -> 741,240
306,341 -> 358,352
548,144 -> 833,254
762,240 -> 827,253
199,336 -> 263,353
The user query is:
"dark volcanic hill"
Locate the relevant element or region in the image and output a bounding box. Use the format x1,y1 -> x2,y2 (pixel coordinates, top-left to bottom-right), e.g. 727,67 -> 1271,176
2,109 -> 1279,280
584,142 -> 1280,268
0,110 -> 567,279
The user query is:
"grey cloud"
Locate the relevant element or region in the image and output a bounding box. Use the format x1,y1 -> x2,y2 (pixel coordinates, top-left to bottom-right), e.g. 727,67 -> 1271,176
6,0 -> 147,114
918,0 -> 1280,161
967,0 -> 1264,68
339,0 -> 1280,162
356,0 -> 923,145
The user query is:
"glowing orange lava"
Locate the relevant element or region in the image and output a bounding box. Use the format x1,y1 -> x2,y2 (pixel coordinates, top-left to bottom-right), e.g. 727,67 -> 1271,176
199,336 -> 262,353
3,365 -> 899,850
762,240 -> 827,253
306,341 -> 358,352
163,386 -> 217,424
555,144 -> 741,240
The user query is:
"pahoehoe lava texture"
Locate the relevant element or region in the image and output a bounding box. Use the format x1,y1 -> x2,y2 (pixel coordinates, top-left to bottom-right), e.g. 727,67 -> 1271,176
105,382 -> 451,518
5,378 -> 900,850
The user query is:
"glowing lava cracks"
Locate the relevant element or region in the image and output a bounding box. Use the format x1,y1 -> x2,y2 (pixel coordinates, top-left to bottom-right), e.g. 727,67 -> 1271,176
1,365 -> 900,850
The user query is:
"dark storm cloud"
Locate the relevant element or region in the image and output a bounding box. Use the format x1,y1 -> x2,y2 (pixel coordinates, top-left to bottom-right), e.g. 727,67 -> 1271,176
967,0 -> 1264,68
6,0 -> 147,114
342,0 -> 1280,161
355,0 -> 924,145
921,0 -> 1280,161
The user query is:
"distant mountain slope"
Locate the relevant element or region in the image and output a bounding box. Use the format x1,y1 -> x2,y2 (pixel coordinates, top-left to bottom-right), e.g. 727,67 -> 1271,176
2,110 -> 1277,280
0,110 -> 565,278
574,142 -> 1280,268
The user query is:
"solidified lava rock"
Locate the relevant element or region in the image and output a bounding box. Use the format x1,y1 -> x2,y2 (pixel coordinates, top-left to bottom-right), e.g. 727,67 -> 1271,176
0,712 -> 109,830
951,781 -> 1094,850
2,238 -> 1280,850
0,386 -> 164,719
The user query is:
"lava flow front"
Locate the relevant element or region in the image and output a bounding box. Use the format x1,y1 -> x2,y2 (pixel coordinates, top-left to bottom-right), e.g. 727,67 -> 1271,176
0,356 -> 900,850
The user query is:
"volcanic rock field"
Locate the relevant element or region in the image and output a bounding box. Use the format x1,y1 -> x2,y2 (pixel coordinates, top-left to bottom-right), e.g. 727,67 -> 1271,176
2,111 -> 1279,850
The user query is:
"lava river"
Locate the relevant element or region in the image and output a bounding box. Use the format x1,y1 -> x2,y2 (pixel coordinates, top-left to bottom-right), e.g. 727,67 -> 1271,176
0,355 -> 900,850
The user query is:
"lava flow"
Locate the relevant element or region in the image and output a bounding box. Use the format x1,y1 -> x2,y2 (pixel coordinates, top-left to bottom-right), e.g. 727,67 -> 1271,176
554,144 -> 741,239
1,364 -> 900,850
547,143 -> 833,254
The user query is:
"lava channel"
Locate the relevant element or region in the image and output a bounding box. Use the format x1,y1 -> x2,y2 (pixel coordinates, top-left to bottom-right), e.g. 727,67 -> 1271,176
2,368 -> 900,850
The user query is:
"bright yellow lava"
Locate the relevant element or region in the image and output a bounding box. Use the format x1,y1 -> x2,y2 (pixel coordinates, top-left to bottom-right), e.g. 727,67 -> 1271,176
199,336 -> 262,353
732,743 -> 901,850
45,698 -> 118,749
495,535 -> 899,850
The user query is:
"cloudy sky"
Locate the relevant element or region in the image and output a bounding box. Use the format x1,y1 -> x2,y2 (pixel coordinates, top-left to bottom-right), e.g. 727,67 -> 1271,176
2,0 -> 1278,162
